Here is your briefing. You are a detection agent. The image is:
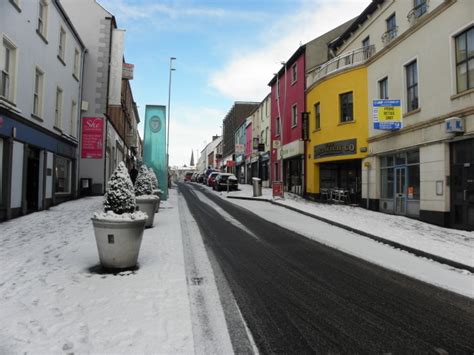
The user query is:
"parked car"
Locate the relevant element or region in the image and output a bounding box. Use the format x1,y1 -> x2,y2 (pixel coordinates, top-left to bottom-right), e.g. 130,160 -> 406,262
191,173 -> 198,182
214,173 -> 238,191
207,172 -> 220,187
197,173 -> 205,183
184,172 -> 193,182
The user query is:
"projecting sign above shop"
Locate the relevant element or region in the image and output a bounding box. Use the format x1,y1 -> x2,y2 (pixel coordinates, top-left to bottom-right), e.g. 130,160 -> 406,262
373,99 -> 402,130
314,139 -> 356,159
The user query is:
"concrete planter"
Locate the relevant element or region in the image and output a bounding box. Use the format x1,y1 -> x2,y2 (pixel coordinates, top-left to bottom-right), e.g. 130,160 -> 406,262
91,215 -> 146,269
152,189 -> 161,213
136,195 -> 159,228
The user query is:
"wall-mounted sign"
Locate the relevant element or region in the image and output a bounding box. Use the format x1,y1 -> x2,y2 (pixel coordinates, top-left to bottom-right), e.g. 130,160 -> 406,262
373,99 -> 402,130
281,140 -> 304,159
149,115 -> 162,133
272,140 -> 281,149
81,117 -> 104,159
445,117 -> 464,133
122,63 -> 134,80
314,139 -> 356,159
226,160 -> 236,167
235,144 -> 245,154
301,112 -> 310,141
258,143 -> 265,152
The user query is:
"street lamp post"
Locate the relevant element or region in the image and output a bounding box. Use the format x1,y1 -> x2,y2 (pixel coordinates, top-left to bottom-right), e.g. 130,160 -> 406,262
166,57 -> 176,176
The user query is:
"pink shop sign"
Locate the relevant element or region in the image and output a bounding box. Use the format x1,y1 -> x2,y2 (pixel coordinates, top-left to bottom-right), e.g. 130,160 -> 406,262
81,117 -> 104,159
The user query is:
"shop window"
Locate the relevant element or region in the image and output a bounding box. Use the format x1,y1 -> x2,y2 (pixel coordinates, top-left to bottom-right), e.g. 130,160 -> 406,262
395,152 -> 406,165
55,156 -> 71,193
381,167 -> 394,198
407,165 -> 420,200
340,92 -> 353,123
407,149 -> 419,164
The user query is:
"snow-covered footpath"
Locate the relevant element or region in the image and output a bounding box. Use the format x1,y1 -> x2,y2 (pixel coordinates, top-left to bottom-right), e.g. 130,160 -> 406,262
0,190 -> 193,354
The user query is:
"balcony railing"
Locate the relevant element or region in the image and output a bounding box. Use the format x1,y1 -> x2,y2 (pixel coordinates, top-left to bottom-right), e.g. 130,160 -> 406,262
381,27 -> 398,46
306,45 -> 375,88
407,0 -> 429,24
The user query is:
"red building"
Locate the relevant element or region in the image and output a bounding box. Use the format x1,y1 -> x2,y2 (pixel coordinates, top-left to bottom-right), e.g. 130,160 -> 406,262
268,45 -> 306,195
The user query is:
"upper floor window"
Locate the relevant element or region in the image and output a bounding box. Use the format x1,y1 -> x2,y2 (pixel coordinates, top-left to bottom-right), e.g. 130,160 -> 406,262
33,68 -> 44,117
37,0 -> 48,38
276,117 -> 281,136
276,81 -> 280,98
405,60 -> 419,112
291,63 -> 297,83
383,14 -> 397,44
291,104 -> 297,127
340,92 -> 353,123
314,102 -> 321,130
55,87 -> 63,129
73,48 -> 80,79
455,26 -> 473,93
362,36 -> 371,59
413,0 -> 428,18
379,77 -> 388,99
1,38 -> 17,102
58,27 -> 66,62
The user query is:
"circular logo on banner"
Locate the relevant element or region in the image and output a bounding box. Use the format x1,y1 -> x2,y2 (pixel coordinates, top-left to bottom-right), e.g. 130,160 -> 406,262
149,116 -> 162,133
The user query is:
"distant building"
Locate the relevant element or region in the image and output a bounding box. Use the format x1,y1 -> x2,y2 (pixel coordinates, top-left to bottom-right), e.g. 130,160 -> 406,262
0,0 -> 85,220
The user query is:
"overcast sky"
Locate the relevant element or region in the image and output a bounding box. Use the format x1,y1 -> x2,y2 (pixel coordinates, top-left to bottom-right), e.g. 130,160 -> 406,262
98,0 -> 369,167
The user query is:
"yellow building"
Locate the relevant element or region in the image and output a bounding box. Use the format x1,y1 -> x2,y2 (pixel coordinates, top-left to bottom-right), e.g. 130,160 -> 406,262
305,48 -> 370,204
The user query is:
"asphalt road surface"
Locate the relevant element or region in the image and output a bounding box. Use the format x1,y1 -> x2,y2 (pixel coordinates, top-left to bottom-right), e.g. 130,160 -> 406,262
178,182 -> 474,354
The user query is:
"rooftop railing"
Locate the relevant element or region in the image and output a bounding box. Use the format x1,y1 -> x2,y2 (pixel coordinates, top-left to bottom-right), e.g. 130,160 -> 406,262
306,44 -> 375,88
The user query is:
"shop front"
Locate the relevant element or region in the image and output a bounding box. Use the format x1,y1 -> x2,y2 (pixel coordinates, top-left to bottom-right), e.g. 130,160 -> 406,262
379,149 -> 420,218
235,154 -> 245,183
281,140 -> 305,195
319,159 -> 361,204
260,152 -> 270,187
450,139 -> 474,231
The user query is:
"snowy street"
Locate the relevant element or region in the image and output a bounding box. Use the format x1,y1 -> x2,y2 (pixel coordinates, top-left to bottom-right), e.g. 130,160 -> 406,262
0,183 -> 473,353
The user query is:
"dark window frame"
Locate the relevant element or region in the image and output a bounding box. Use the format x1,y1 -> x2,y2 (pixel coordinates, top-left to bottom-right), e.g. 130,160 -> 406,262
340,92 -> 354,123
405,60 -> 418,112
314,102 -> 321,130
379,77 -> 388,99
455,26 -> 474,93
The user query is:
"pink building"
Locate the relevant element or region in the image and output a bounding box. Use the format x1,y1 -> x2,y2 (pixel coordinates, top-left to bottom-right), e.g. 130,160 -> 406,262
268,45 -> 306,195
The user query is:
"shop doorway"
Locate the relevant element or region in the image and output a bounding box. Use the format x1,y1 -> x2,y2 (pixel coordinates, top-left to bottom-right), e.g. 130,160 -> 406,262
394,167 -> 407,215
26,147 -> 40,212
451,139 -> 474,230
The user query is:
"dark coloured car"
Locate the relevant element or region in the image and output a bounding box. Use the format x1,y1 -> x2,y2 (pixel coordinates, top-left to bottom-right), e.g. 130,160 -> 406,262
214,173 -> 238,191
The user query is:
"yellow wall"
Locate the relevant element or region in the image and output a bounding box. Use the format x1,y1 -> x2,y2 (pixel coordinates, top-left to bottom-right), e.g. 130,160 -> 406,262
306,67 -> 368,194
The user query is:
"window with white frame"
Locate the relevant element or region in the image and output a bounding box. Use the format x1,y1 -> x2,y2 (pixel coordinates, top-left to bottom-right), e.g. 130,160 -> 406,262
276,117 -> 281,136
33,68 -> 44,117
455,26 -> 473,93
405,60 -> 418,112
73,48 -> 80,78
55,156 -> 71,193
291,104 -> 297,127
58,27 -> 66,61
379,77 -> 388,99
291,63 -> 297,83
37,0 -> 48,38
386,14 -> 397,40
70,100 -> 77,136
1,37 -> 17,102
55,87 -> 63,129
265,127 -> 269,146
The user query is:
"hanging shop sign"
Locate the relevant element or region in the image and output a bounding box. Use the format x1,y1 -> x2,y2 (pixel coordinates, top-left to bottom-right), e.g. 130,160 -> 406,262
272,140 -> 281,149
122,63 -> 134,80
81,117 -> 104,159
301,112 -> 310,141
373,99 -> 402,130
235,144 -> 245,154
314,139 -> 356,159
253,137 -> 259,150
226,160 -> 236,167
258,143 -> 265,152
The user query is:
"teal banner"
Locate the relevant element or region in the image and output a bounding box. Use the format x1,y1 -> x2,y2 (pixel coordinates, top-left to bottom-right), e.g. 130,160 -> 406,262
144,105 -> 168,200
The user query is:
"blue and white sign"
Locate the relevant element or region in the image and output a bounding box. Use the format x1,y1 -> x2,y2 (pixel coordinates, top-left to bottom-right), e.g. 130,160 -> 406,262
373,99 -> 402,130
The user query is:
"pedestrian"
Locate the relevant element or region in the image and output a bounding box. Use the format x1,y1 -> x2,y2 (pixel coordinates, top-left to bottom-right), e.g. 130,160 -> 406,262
129,166 -> 138,184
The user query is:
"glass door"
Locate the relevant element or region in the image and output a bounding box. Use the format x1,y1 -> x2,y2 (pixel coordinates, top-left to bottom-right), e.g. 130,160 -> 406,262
395,167 -> 407,214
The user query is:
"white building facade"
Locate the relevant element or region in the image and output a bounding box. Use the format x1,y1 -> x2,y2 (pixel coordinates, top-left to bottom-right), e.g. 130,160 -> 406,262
0,0 -> 85,220
332,0 -> 473,230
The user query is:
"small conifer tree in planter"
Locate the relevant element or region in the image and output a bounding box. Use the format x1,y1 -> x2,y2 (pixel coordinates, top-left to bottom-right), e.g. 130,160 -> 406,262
135,165 -> 159,228
148,167 -> 161,213
91,162 -> 147,269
